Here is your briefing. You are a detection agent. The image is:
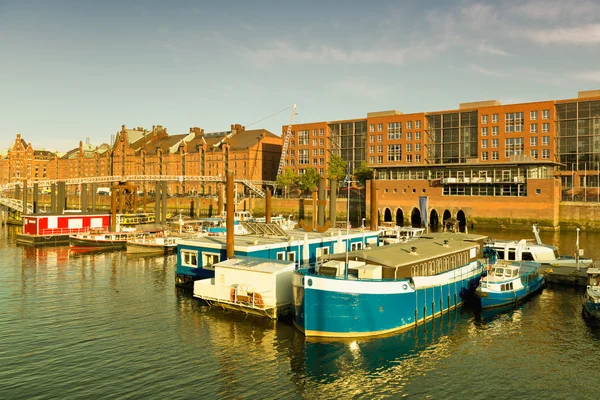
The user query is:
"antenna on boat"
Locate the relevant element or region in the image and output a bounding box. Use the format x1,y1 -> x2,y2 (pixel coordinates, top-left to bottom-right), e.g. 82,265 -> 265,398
532,223 -> 542,245
343,163 -> 352,279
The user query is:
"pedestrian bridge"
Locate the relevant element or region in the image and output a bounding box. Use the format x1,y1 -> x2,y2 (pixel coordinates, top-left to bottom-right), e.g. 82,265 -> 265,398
0,175 -> 275,198
0,195 -> 33,214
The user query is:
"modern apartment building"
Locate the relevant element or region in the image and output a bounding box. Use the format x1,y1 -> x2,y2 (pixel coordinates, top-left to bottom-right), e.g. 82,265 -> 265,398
282,91 -> 600,227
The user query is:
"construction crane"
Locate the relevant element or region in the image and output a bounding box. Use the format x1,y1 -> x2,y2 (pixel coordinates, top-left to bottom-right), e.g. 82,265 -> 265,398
274,104 -> 297,192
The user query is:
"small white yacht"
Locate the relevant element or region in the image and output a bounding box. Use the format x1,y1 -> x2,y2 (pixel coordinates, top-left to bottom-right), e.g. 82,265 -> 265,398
379,226 -> 425,245
486,224 -> 593,269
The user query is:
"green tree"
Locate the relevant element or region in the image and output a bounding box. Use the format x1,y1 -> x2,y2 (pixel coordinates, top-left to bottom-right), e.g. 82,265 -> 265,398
275,168 -> 298,198
297,167 -> 320,194
327,154 -> 347,183
353,162 -> 374,187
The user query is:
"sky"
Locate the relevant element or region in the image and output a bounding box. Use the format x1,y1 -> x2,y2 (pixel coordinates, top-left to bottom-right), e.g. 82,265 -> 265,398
2,0 -> 600,152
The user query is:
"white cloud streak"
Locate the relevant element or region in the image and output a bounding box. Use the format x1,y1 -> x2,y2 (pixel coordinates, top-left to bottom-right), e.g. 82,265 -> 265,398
525,24 -> 600,45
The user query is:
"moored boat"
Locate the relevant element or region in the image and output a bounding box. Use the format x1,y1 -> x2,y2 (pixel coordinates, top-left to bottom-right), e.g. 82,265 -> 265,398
292,232 -> 488,338
69,228 -> 162,250
583,267 -> 600,320
475,262 -> 546,309
486,224 -> 593,269
193,256 -> 296,318
380,226 -> 425,245
126,236 -> 180,255
69,231 -> 131,250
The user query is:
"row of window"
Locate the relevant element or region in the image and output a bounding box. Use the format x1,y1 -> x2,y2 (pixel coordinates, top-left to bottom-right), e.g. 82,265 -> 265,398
481,110 -> 550,125
481,149 -> 550,160
369,144 -> 422,154
480,122 -> 551,136
289,138 -> 326,147
290,128 -> 325,137
370,132 -> 422,142
369,154 -> 422,164
369,121 -> 422,133
481,136 -> 550,148
443,184 -> 528,197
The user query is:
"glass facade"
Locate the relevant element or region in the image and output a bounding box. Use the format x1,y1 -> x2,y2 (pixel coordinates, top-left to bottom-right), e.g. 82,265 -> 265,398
328,120 -> 367,171
556,100 -> 600,170
427,111 -> 478,164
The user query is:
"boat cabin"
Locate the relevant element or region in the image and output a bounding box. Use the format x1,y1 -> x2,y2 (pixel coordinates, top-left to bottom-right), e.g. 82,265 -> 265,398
586,268 -> 600,288
321,232 -> 488,280
486,239 -> 559,263
193,256 -> 296,318
380,227 -> 425,245
22,212 -> 110,236
175,227 -> 381,285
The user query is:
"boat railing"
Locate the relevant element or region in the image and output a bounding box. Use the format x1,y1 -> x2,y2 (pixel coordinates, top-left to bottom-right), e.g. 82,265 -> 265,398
40,226 -> 109,236
228,285 -> 272,310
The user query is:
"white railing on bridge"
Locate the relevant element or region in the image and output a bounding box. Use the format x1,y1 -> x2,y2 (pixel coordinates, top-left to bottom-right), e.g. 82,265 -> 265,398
1,175 -> 275,196
0,196 -> 33,214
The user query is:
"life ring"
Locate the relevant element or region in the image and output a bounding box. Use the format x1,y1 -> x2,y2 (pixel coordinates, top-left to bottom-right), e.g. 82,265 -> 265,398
251,292 -> 264,308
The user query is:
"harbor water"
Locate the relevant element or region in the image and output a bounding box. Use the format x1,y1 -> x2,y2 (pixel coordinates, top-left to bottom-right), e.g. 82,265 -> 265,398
0,225 -> 599,399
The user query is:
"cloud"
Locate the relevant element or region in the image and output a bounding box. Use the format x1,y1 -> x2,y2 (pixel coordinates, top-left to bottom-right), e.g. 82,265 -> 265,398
575,71 -> 600,83
469,64 -> 506,78
242,40 -> 438,69
477,41 -> 511,56
328,78 -> 396,101
524,24 -> 600,44
510,0 -> 600,22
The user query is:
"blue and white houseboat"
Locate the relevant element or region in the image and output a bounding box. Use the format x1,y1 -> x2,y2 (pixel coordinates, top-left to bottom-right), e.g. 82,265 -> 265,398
583,267 -> 600,320
292,232 -> 488,337
475,262 -> 546,309
175,226 -> 381,286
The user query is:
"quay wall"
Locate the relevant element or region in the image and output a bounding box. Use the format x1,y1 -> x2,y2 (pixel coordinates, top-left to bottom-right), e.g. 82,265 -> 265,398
18,185 -> 600,231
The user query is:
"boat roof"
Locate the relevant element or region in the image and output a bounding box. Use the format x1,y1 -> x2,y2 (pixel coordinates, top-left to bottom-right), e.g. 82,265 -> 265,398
587,268 -> 600,275
177,228 -> 380,250
493,262 -> 540,274
421,232 -> 488,242
213,256 -> 295,274
324,232 -> 483,268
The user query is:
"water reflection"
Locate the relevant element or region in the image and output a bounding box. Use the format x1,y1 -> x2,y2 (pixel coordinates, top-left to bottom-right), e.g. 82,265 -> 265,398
288,308 -> 475,398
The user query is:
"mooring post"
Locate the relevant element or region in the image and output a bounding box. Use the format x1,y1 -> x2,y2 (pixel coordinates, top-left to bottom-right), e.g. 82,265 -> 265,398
226,172 -> 234,259
265,189 -> 272,223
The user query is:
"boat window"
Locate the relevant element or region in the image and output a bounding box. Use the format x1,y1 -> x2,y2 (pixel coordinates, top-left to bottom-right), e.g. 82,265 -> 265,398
351,242 -> 363,251
508,251 -> 516,261
522,252 -> 534,261
287,252 -> 296,262
509,282 -> 513,290
276,251 -> 285,261
553,249 -> 560,259
202,252 -> 220,270
501,284 -> 505,291
505,269 -> 513,277
181,250 -> 198,268
495,268 -> 504,277
513,269 -> 519,277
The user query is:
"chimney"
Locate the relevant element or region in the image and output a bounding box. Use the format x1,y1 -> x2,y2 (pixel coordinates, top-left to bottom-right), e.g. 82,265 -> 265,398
410,246 -> 418,255
443,240 -> 449,247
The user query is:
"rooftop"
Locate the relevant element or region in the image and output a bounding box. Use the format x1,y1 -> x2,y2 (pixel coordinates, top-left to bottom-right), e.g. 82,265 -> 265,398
325,232 -> 487,269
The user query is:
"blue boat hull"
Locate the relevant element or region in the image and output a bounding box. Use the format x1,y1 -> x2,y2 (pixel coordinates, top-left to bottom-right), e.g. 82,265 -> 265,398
583,300 -> 600,320
478,276 -> 545,309
292,262 -> 483,337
